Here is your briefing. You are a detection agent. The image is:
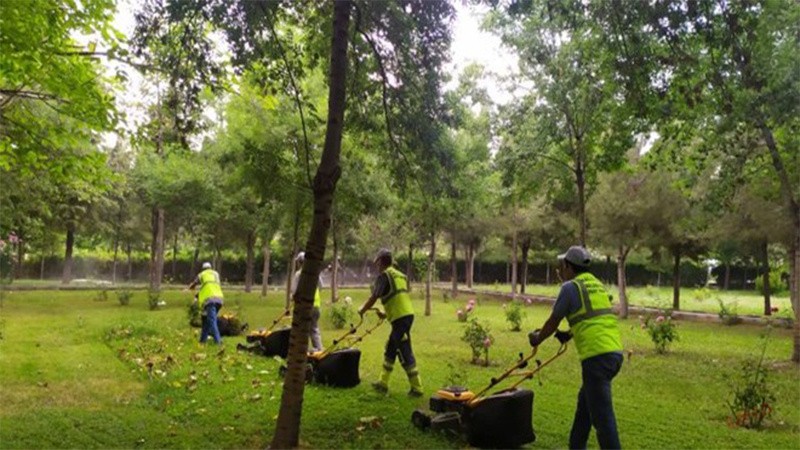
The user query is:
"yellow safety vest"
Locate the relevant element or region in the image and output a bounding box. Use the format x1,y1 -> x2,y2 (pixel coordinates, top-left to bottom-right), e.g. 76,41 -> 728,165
380,267 -> 413,322
566,272 -> 622,361
198,269 -> 224,307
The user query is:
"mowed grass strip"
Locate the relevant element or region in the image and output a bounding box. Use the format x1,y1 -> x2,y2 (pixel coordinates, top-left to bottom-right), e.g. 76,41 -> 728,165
0,288 -> 798,449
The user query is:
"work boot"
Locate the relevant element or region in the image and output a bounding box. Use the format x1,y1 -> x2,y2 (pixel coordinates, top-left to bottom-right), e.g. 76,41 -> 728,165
407,388 -> 424,398
372,381 -> 388,394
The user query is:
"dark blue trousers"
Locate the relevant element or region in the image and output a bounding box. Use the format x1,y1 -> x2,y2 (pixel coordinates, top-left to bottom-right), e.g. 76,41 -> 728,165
569,352 -> 623,449
384,315 -> 416,368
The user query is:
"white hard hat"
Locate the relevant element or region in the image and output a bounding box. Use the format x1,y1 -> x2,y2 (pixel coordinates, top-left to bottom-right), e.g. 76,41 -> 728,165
202,262 -> 212,269
295,252 -> 305,263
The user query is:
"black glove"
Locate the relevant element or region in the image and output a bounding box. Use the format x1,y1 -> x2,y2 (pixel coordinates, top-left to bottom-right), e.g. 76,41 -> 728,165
528,329 -> 542,347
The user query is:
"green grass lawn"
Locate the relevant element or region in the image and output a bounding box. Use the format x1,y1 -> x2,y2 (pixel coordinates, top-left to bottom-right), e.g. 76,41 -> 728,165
468,283 -> 793,318
0,288 -> 798,449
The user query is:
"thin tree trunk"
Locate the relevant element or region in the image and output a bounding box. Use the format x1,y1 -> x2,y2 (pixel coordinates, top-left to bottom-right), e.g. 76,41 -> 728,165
190,245 -> 199,283
271,2 -> 350,446
331,232 -> 339,302
149,207 -> 165,291
762,240 -> 771,316
126,242 -> 132,282
672,247 -> 681,311
510,230 -> 518,299
724,263 -> 730,290
789,234 -> 799,363
261,238 -> 271,297
61,225 -> 75,285
450,235 -> 457,299
520,240 -> 530,294
425,233 -> 435,316
112,230 -> 120,285
466,243 -> 475,288
245,230 -> 255,293
171,232 -> 178,280
214,246 -> 222,281
546,261 -> 550,285
15,237 -> 23,280
617,246 -> 629,319
40,253 -> 45,280
576,163 -> 587,247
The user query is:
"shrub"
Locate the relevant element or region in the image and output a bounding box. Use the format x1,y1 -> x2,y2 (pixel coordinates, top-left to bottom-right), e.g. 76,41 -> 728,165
94,289 -> 109,302
461,318 -> 493,366
755,270 -> 788,296
116,290 -> 133,306
147,290 -> 161,310
329,301 -> 354,329
504,301 -> 526,332
456,298 -> 476,322
727,331 -> 775,429
717,299 -> 742,326
640,314 -> 678,353
692,287 -> 715,303
187,300 -> 201,327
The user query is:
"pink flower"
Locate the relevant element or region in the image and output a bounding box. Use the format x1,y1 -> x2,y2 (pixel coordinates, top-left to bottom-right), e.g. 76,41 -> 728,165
525,298 -> 532,305
483,337 -> 492,348
466,304 -> 474,312
656,316 -> 665,323
7,232 -> 18,244
468,299 -> 476,306
456,309 -> 463,316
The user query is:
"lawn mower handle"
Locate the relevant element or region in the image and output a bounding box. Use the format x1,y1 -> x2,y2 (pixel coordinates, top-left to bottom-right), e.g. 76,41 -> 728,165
267,308 -> 292,332
331,308 -> 383,346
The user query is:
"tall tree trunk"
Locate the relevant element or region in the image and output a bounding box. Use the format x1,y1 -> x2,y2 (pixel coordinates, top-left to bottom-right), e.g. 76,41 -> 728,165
61,225 -> 75,285
466,243 -> 475,288
39,253 -> 45,280
450,234 -> 457,299
546,261 -> 551,285
214,246 -> 222,281
520,240 -> 530,294
245,230 -> 255,293
672,247 -> 681,311
510,230 -> 518,299
617,246 -> 629,319
762,240 -> 771,316
724,263 -> 730,290
406,243 -> 414,283
190,245 -> 199,283
425,233 -> 435,316
789,235 -> 799,363
331,232 -> 339,302
261,238 -> 271,297
149,207 -> 165,291
271,2 -> 350,446
576,162 -> 587,247
112,230 -> 120,285
126,242 -> 132,282
15,237 -> 24,280
171,232 -> 178,280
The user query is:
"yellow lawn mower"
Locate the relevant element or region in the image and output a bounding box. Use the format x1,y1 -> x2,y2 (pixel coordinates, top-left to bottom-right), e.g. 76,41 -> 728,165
411,330 -> 572,448
279,308 -> 386,388
237,309 -> 292,358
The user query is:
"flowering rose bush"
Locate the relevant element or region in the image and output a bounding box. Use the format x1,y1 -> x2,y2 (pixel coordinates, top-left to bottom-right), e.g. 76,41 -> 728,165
640,314 -> 678,353
504,301 -> 526,331
462,318 -> 493,366
456,298 -> 476,322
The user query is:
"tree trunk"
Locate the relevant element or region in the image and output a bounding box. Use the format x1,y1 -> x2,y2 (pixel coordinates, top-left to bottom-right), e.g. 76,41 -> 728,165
112,230 -> 120,285
245,230 -> 255,293
724,263 -> 730,290
762,240 -> 771,316
271,2 -> 350,446
546,261 -> 551,285
61,225 -> 75,285
425,233 -> 435,316
520,240 -> 530,294
126,242 -> 132,282
15,237 -> 24,280
214,246 -> 222,280
510,230 -> 518,299
466,243 -> 475,288
39,253 -> 45,280
789,233 -> 799,363
261,238 -> 271,297
190,245 -> 199,283
576,163 -> 587,247
149,207 -> 165,291
672,247 -> 681,311
171,232 -> 178,280
331,232 -> 339,302
617,246 -> 629,319
450,235 -> 457,299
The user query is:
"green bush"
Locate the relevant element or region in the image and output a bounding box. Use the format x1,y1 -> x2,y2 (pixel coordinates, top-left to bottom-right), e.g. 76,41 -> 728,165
755,271 -> 788,296
727,331 -> 775,429
461,318 -> 493,366
718,299 -> 742,326
504,301 -> 526,332
116,290 -> 133,306
94,289 -> 109,302
147,290 -> 161,310
329,301 -> 355,329
640,314 -> 678,353
187,299 -> 201,327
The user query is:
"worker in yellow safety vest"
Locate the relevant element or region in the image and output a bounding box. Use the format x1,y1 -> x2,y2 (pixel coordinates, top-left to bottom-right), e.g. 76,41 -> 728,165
292,251 -> 324,352
358,249 -> 423,397
528,246 -> 623,449
188,262 -> 225,344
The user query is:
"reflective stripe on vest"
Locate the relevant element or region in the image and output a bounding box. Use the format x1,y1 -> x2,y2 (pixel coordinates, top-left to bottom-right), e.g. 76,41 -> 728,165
381,267 -> 413,322
198,269 -> 224,307
566,272 -> 622,361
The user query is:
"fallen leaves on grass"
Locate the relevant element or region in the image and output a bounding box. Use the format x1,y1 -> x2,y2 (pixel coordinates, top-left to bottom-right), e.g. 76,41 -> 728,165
356,416 -> 384,432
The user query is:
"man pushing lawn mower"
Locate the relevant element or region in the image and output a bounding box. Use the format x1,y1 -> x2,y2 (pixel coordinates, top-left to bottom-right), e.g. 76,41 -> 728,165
358,248 -> 424,397
187,262 -> 224,345
528,245 -> 624,450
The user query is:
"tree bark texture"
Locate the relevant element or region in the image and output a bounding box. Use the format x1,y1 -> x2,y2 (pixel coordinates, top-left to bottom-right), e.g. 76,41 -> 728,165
270,2 -> 350,447
617,246 -> 629,319
261,238 -> 271,297
149,207 -> 165,291
510,230 -> 518,298
331,232 -> 339,302
61,226 -> 74,285
425,234 -> 435,317
520,240 -> 530,294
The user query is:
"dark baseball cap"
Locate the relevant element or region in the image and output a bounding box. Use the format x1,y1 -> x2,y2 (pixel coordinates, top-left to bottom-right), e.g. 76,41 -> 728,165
557,246 -> 591,268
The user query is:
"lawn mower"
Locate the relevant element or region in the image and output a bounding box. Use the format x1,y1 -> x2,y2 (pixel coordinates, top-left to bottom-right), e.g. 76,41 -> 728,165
237,309 -> 292,358
189,295 -> 247,336
411,329 -> 573,448
279,308 -> 386,388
